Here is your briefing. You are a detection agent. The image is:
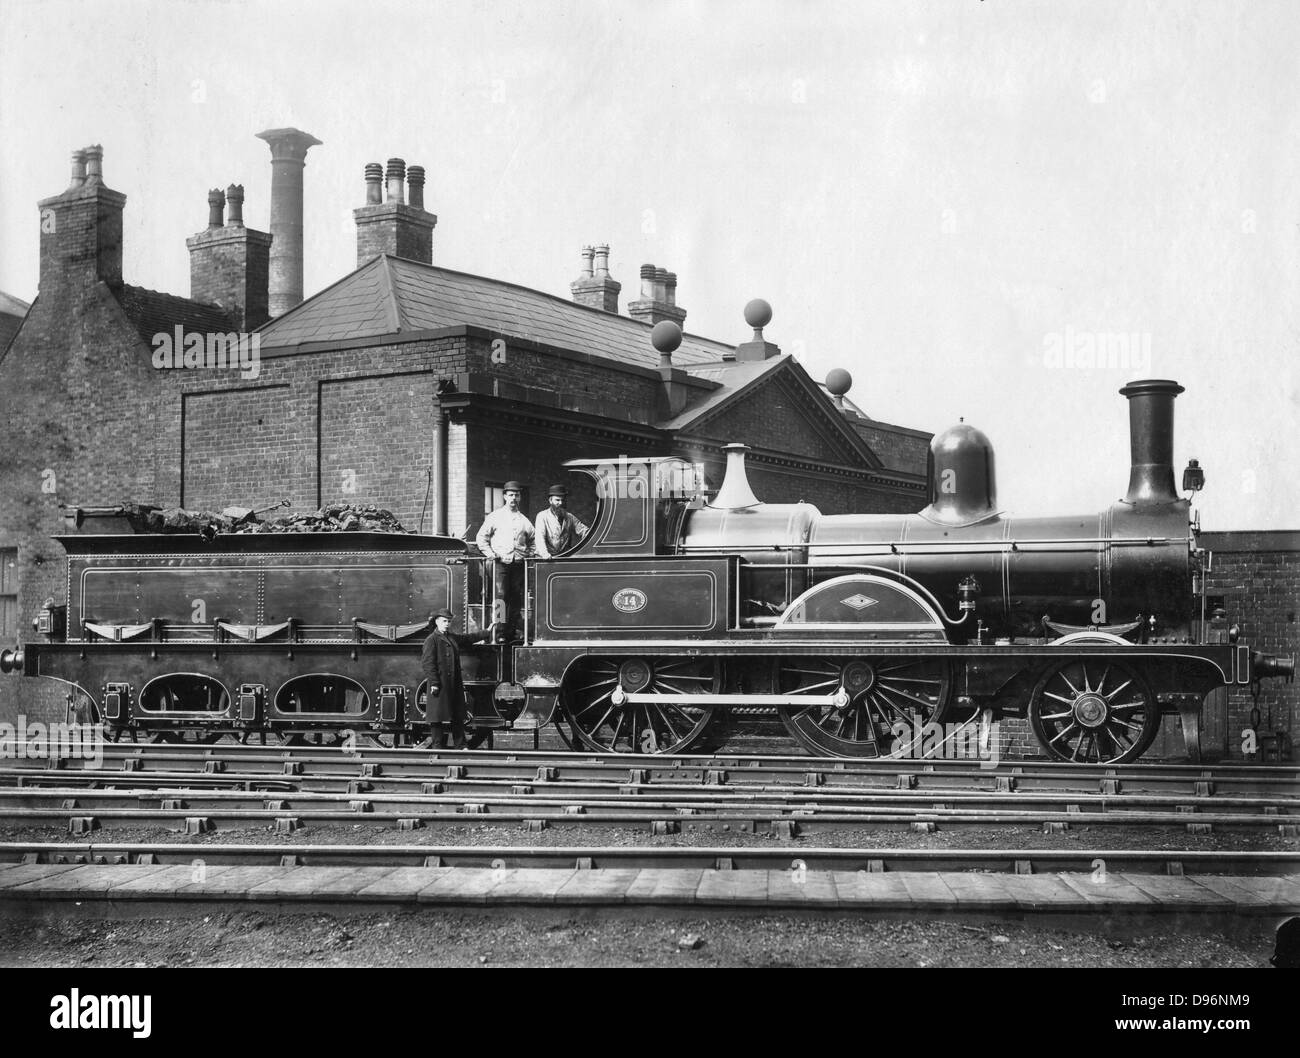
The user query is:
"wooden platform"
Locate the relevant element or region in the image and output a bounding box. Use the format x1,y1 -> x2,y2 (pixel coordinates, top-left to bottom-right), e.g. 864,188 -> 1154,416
1,862 -> 1298,914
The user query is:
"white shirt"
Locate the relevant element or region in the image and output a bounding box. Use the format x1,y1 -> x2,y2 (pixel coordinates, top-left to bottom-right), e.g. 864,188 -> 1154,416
475,507 -> 535,562
535,507 -> 589,558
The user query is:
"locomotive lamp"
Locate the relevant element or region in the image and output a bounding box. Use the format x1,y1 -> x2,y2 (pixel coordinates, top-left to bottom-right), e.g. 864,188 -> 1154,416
1182,458 -> 1205,493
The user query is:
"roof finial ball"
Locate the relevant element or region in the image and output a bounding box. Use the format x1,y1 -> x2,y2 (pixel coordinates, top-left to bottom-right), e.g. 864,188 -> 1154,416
825,367 -> 853,410
651,319 -> 683,368
744,298 -> 773,341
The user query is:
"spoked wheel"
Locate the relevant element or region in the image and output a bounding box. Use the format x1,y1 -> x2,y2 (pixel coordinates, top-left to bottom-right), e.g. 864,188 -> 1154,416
1030,658 -> 1160,764
561,656 -> 720,754
775,656 -> 953,758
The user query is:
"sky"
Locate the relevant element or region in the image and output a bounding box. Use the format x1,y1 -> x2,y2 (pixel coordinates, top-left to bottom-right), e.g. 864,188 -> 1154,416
1,0 -> 1296,529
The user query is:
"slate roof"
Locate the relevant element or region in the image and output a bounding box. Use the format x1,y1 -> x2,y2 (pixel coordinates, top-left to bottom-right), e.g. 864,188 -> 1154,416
257,255 -> 731,368
113,284 -> 235,347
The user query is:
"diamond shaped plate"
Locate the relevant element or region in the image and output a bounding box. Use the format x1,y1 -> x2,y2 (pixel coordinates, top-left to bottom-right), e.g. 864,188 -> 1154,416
841,594 -> 878,611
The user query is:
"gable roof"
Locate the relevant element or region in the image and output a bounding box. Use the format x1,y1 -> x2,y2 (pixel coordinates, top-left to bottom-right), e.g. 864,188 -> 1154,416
257,255 -> 732,369
664,353 -> 884,469
113,284 -> 235,346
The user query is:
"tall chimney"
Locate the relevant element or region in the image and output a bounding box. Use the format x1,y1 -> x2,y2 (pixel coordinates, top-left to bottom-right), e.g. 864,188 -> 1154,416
255,127 -> 321,317
627,262 -> 687,326
187,184 -> 272,330
1119,379 -> 1185,506
570,243 -> 620,312
353,157 -> 437,267
38,143 -> 125,291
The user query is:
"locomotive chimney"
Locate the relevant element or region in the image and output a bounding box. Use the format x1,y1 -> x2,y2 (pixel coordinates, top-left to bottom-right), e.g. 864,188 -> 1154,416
710,443 -> 761,509
1119,379 -> 1185,506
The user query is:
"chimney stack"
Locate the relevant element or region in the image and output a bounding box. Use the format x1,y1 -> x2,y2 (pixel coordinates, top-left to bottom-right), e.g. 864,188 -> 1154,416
255,127 -> 321,318
1119,380 -> 1185,506
570,243 -> 621,312
38,143 -> 126,291
354,157 -> 437,267
187,184 -> 272,331
626,262 -> 687,326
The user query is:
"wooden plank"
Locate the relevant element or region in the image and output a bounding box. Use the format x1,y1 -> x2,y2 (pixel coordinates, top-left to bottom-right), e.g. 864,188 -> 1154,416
625,869 -> 703,904
831,871 -> 913,907
766,869 -> 838,907
1055,872 -> 1155,906
552,868 -> 641,905
1200,876 -> 1300,909
416,867 -> 501,905
897,872 -> 960,908
110,865 -> 212,898
1121,874 -> 1235,909
480,868 -> 575,905
181,865 -> 283,899
695,869 -> 769,906
999,874 -> 1095,911
356,867 -> 454,900
5,864 -> 172,897
0,864 -> 85,891
941,872 -> 1017,910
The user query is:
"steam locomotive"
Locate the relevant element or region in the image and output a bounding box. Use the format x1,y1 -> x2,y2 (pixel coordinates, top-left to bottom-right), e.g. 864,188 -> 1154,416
1,362 -> 1292,763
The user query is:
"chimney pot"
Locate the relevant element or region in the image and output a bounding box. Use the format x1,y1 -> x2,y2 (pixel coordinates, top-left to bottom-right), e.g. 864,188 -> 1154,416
83,144 -> 103,184
364,162 -> 383,205
386,157 -> 406,205
580,245 -> 595,278
407,165 -> 426,209
207,188 -> 226,228
654,267 -> 669,302
69,150 -> 87,189
225,184 -> 245,227
639,264 -> 656,299
593,244 -> 610,277
664,271 -> 678,306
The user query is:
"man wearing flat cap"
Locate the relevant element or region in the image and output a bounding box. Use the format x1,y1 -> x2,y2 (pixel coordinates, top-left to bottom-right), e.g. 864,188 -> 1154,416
474,481 -> 534,641
535,484 -> 589,558
420,607 -> 478,748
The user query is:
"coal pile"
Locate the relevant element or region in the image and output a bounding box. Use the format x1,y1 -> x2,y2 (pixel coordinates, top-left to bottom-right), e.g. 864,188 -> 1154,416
117,503 -> 410,536
239,504 -> 410,534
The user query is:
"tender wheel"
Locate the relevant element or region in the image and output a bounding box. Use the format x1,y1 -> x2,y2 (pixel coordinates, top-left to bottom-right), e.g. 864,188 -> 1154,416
1029,658 -> 1160,764
776,656 -> 953,758
561,656 -> 719,754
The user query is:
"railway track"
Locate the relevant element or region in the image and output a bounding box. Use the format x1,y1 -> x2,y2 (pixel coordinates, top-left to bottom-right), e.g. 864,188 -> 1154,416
5,840 -> 1300,875
3,741 -> 1298,797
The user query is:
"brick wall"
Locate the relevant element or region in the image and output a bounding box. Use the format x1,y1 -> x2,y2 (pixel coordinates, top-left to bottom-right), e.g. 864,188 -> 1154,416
851,421 -> 931,477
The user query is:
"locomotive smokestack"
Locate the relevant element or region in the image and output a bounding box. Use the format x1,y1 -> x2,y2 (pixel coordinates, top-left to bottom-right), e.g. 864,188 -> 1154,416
1119,379 -> 1185,506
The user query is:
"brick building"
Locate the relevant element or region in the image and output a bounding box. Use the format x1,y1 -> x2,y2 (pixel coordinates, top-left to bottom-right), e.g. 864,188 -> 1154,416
0,139 -> 927,721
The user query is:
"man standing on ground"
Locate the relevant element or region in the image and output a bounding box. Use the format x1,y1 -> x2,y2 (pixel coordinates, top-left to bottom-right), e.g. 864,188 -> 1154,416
420,607 -> 477,748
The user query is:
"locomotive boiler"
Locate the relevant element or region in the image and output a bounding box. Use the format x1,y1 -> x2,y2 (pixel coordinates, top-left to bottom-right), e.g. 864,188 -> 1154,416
1,363 -> 1291,764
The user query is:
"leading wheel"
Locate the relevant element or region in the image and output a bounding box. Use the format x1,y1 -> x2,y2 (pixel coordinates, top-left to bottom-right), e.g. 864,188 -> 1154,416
1029,658 -> 1160,763
561,656 -> 720,754
776,656 -> 953,758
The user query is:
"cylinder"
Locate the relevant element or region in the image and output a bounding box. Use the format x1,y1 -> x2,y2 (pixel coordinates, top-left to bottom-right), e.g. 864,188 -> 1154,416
364,162 -> 383,205
407,165 -> 426,209
385,158 -> 406,205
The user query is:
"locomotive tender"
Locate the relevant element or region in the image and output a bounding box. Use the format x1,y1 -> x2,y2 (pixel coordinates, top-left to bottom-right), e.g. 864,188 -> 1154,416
2,367 -> 1292,763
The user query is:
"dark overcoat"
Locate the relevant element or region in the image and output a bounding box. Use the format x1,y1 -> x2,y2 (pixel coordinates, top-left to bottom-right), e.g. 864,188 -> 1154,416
420,630 -> 468,723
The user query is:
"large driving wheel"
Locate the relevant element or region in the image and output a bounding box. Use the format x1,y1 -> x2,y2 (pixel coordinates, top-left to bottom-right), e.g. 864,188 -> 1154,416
1029,658 -> 1160,764
776,656 -> 953,758
561,656 -> 720,754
